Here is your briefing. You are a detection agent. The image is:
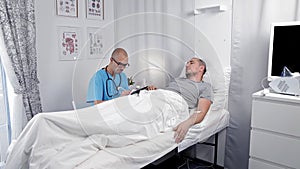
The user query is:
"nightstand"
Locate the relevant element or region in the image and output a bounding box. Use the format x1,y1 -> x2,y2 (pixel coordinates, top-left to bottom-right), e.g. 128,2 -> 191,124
249,90 -> 300,169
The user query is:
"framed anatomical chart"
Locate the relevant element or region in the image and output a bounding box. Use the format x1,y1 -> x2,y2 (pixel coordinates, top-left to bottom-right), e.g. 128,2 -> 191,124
56,0 -> 78,17
58,26 -> 81,60
86,0 -> 104,20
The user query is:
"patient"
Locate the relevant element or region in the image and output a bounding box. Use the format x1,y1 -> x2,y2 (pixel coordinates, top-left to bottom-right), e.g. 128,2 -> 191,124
86,48 -> 131,105
148,57 -> 212,143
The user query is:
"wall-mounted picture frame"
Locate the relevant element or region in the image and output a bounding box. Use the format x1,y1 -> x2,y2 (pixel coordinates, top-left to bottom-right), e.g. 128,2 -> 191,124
56,0 -> 78,17
57,26 -> 81,60
87,27 -> 104,59
86,0 -> 104,20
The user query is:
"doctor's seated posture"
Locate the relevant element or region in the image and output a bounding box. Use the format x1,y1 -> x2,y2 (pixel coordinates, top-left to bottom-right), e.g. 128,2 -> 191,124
149,57 -> 212,143
87,47 -> 131,105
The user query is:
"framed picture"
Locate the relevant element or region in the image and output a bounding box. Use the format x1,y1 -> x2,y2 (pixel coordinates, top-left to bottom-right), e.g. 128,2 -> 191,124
57,26 -> 81,60
86,0 -> 104,20
87,27 -> 104,59
56,0 -> 78,17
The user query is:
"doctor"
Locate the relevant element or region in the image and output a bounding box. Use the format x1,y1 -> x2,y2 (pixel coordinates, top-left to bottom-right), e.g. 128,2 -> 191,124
87,48 -> 131,105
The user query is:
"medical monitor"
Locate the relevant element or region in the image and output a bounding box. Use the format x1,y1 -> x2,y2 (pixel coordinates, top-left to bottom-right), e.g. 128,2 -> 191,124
268,21 -> 300,80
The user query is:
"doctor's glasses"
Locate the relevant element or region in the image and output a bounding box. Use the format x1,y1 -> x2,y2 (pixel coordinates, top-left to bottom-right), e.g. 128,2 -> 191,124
111,57 -> 130,68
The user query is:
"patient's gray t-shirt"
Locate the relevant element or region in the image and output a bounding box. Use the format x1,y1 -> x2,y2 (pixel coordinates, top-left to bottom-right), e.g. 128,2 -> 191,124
163,77 -> 212,109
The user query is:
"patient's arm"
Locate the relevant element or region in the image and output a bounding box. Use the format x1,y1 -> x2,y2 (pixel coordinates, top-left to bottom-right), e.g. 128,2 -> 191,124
191,98 -> 211,124
173,98 -> 211,143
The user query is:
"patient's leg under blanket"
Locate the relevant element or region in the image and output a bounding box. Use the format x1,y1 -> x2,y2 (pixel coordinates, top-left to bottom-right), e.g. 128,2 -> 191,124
5,89 -> 189,169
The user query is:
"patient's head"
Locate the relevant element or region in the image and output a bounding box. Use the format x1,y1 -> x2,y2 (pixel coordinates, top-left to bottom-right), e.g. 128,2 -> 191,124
197,58 -> 207,74
185,57 -> 207,81
109,48 -> 129,74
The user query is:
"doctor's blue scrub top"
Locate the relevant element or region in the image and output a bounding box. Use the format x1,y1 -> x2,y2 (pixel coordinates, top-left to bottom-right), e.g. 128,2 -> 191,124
86,69 -> 129,104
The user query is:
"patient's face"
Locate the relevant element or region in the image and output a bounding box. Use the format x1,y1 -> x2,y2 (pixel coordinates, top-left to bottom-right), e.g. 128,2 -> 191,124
185,58 -> 201,77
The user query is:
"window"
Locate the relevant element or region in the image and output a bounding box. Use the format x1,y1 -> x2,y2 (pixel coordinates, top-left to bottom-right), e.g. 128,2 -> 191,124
0,58 -> 11,168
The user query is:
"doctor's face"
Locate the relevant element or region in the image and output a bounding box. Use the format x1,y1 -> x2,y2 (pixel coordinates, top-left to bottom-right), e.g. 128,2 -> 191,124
112,55 -> 129,74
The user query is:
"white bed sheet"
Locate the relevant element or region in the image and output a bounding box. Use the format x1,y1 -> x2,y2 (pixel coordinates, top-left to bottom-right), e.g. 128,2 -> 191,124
5,90 -> 229,169
5,90 -> 189,169
73,108 -> 229,169
74,131 -> 177,169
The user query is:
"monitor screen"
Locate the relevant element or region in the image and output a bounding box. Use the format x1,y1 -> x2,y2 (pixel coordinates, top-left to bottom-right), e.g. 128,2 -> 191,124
268,21 -> 300,80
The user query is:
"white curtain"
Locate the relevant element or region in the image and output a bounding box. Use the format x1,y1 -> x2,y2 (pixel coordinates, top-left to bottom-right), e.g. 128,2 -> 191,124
226,0 -> 300,168
113,0 -> 195,88
0,29 -> 26,140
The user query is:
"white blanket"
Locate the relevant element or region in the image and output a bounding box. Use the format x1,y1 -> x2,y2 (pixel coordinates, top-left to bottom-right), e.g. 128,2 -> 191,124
5,89 -> 189,169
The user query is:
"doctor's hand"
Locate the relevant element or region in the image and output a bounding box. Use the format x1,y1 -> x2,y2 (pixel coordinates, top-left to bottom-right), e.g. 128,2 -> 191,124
120,90 -> 131,96
173,119 -> 194,143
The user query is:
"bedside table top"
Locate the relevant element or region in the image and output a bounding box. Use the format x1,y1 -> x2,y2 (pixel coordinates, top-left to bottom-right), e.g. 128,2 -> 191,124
253,89 -> 300,104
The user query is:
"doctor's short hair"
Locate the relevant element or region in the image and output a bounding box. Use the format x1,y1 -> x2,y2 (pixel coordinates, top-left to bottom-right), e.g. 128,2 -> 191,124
111,48 -> 128,59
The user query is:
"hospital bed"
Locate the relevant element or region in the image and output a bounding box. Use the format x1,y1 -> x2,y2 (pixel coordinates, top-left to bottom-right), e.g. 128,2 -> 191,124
5,66 -> 230,169
4,93 -> 229,169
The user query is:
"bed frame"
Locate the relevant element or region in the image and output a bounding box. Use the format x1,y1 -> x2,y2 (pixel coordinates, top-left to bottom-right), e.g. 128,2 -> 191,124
143,132 -> 223,168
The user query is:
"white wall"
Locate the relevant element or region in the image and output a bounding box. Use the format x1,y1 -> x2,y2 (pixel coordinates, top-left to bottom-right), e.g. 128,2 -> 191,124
114,0 -> 196,89
195,0 -> 231,68
35,0 -> 115,111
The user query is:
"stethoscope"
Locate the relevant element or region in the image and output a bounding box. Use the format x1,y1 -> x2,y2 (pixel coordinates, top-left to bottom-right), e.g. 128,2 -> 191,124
104,66 -> 121,97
